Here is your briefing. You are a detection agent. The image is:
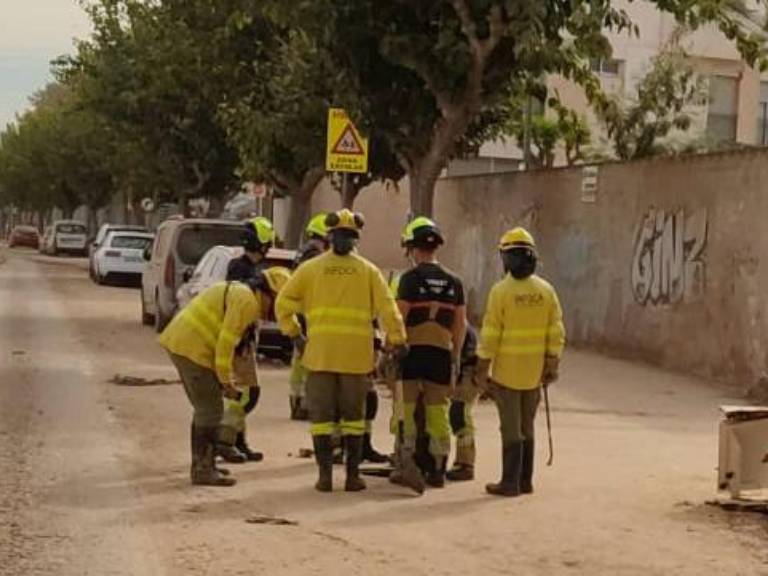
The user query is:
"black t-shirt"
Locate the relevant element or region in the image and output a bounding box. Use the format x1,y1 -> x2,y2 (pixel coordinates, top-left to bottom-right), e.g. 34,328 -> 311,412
226,254 -> 265,282
397,263 -> 465,385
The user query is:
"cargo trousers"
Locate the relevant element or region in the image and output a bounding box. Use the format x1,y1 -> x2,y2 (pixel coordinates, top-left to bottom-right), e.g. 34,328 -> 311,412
490,382 -> 541,447
306,371 -> 368,437
169,353 -> 223,428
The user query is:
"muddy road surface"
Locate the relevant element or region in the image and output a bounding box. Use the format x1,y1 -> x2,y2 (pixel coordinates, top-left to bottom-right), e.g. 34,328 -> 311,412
0,247 -> 766,575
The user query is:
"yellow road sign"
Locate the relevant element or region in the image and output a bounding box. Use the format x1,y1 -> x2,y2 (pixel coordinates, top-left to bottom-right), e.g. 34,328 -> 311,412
326,108 -> 369,173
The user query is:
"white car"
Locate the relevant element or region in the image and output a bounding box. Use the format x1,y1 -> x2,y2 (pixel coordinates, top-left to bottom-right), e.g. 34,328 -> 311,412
176,245 -> 296,361
46,220 -> 88,256
89,223 -> 147,279
93,231 -> 155,285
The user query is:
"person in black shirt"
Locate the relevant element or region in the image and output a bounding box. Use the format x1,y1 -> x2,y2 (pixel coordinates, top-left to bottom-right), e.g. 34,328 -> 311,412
226,216 -> 275,282
216,216 -> 276,464
396,217 -> 467,487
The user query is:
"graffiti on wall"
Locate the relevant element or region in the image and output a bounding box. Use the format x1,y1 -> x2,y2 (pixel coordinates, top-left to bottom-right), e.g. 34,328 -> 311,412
631,208 -> 708,305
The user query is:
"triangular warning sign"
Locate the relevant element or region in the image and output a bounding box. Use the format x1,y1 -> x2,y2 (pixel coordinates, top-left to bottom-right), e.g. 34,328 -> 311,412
331,124 -> 365,156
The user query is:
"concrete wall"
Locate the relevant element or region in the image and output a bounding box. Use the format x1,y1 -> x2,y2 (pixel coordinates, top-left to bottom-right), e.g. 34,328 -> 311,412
313,150 -> 768,388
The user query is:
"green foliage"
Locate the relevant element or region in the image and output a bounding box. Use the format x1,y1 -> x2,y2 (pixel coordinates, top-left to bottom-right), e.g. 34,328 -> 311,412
594,45 -> 703,160
2,0 -> 766,227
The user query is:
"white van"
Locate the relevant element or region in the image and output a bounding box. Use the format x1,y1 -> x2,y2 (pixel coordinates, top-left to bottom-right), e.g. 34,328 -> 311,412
48,220 -> 88,256
141,217 -> 244,331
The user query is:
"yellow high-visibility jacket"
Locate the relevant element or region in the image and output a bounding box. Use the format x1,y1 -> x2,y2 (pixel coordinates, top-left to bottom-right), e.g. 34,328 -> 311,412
159,282 -> 260,384
276,252 -> 406,374
478,274 -> 565,390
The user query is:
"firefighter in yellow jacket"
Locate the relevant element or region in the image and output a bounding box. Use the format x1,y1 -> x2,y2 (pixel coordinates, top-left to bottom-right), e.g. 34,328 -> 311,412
159,267 -> 290,487
478,228 -> 565,497
276,209 -> 407,493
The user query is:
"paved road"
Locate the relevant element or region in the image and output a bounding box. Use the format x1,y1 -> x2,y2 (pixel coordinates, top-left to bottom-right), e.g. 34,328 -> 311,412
0,247 -> 765,575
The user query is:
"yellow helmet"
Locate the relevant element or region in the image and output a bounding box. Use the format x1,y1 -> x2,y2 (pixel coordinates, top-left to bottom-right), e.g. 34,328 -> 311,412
401,216 -> 444,248
244,216 -> 276,248
305,213 -> 329,239
325,209 -> 365,234
263,266 -> 291,294
498,227 -> 536,251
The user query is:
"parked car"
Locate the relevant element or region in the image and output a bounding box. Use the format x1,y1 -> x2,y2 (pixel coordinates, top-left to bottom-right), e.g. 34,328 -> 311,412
141,217 -> 245,332
92,231 -> 154,286
42,220 -> 88,256
8,225 -> 40,249
89,223 -> 147,279
175,245 -> 296,361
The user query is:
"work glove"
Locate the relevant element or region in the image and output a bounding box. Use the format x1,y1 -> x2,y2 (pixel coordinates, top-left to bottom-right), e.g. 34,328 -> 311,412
541,355 -> 560,386
292,335 -> 308,357
221,380 -> 241,400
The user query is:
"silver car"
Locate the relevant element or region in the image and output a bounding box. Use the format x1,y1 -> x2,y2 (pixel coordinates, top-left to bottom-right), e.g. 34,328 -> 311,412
175,245 -> 296,361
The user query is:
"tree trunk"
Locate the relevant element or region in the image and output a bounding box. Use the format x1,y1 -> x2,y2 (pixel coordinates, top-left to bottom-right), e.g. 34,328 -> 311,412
282,166 -> 325,248
341,177 -> 364,209
408,153 -> 445,217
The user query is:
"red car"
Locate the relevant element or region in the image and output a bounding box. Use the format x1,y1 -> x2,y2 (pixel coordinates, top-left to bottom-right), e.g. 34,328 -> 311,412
9,225 -> 40,249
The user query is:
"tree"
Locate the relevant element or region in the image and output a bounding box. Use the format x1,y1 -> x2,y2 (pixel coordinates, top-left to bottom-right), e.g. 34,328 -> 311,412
594,43 -> 703,160
58,0 -> 241,216
281,0 -> 766,216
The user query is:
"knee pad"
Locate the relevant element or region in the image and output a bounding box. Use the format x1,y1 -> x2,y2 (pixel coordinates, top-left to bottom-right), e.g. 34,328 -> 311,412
365,389 -> 378,421
449,400 -> 466,434
425,404 -> 451,440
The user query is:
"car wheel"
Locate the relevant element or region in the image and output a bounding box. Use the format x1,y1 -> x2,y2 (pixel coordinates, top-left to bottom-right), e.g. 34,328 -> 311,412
154,296 -> 170,333
141,289 -> 154,326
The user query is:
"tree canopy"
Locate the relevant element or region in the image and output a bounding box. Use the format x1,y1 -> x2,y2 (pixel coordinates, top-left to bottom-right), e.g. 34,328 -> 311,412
1,0 -> 765,235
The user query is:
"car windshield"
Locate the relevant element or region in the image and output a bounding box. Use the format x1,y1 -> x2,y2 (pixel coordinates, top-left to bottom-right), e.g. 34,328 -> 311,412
58,224 -> 86,234
110,236 -> 153,250
176,226 -> 242,265
16,226 -> 37,234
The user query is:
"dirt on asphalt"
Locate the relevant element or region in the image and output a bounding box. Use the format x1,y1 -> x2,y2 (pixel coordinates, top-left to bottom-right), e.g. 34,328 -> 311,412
0,247 -> 766,576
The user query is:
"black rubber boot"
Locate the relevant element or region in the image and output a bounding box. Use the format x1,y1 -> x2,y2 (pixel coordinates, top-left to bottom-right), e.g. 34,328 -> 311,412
344,436 -> 367,492
235,432 -> 264,462
362,433 -> 389,464
216,444 -> 247,464
426,456 -> 447,488
520,439 -> 535,494
313,435 -> 334,492
446,464 -> 475,482
485,443 -> 522,497
192,425 -> 236,487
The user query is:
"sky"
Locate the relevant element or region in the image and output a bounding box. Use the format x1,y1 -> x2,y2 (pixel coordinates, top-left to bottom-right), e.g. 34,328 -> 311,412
0,0 -> 92,127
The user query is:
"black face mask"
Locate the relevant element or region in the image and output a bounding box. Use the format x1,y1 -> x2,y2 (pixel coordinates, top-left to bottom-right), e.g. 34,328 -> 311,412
502,248 -> 537,279
331,231 -> 358,255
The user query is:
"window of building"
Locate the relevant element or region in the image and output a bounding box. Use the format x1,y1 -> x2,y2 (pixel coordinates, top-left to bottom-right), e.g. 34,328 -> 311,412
590,58 -> 622,76
757,81 -> 768,146
706,75 -> 738,143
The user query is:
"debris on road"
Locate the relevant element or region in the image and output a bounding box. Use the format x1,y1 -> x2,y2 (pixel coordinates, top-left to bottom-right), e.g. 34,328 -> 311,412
11,350 -> 26,356
245,515 -> 298,526
108,374 -> 181,387
707,499 -> 768,515
288,448 -> 314,458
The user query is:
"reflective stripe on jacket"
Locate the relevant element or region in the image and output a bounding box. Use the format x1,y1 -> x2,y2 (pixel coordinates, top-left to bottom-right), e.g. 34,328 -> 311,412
159,282 -> 260,384
276,252 -> 406,374
478,275 -> 565,390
